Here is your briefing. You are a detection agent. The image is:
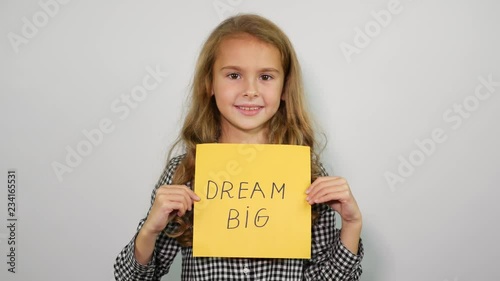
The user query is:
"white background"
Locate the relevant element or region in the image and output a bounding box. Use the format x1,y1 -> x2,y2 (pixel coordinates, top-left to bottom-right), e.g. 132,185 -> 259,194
1,0 -> 499,280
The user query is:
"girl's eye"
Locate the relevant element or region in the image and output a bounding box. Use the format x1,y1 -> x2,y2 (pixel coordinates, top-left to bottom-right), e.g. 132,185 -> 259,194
261,74 -> 273,81
228,73 -> 240,80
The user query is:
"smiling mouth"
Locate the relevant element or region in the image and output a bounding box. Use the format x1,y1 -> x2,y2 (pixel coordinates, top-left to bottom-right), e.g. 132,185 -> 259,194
237,106 -> 262,111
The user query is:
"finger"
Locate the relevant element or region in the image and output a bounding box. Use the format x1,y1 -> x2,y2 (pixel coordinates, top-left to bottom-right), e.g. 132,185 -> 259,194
159,185 -> 201,202
163,193 -> 192,213
309,182 -> 349,201
148,201 -> 186,229
306,178 -> 347,200
307,186 -> 350,205
307,177 -> 345,195
306,177 -> 339,194
153,194 -> 187,218
162,201 -> 187,216
181,185 -> 201,201
158,186 -> 196,208
172,190 -> 195,211
173,187 -> 201,210
311,189 -> 351,204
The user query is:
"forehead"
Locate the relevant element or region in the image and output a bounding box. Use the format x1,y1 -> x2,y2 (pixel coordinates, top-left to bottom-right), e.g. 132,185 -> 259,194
214,33 -> 282,69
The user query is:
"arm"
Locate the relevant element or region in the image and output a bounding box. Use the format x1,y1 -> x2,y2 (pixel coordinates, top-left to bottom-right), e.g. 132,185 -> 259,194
113,218 -> 181,281
340,220 -> 362,255
114,155 -> 191,281
304,166 -> 364,280
303,204 -> 363,281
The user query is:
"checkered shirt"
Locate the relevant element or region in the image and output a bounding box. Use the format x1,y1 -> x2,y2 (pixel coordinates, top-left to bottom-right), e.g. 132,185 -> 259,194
114,155 -> 363,280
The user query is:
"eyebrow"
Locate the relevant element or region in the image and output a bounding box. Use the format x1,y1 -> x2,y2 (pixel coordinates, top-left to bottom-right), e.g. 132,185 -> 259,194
220,66 -> 281,73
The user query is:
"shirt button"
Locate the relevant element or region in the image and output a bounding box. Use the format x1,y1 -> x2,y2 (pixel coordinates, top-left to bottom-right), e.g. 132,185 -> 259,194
243,267 -> 250,275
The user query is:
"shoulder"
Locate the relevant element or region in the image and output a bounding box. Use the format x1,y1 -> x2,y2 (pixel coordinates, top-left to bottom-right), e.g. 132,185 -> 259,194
313,161 -> 329,182
167,154 -> 186,169
156,154 -> 186,187
318,162 -> 329,177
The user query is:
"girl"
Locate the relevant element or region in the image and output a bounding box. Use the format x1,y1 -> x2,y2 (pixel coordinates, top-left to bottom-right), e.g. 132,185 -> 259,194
114,14 -> 363,281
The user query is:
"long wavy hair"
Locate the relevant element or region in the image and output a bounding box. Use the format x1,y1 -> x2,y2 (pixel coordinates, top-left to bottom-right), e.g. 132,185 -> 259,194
166,14 -> 324,247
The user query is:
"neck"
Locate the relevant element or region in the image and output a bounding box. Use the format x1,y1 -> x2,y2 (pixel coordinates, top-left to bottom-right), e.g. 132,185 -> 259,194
218,128 -> 269,144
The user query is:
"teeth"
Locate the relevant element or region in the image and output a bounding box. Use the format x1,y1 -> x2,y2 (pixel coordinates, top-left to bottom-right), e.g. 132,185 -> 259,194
239,106 -> 260,111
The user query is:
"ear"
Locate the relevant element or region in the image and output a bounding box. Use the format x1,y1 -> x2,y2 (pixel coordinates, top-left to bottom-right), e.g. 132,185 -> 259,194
207,84 -> 214,96
280,81 -> 287,100
206,78 -> 214,96
280,90 -> 286,100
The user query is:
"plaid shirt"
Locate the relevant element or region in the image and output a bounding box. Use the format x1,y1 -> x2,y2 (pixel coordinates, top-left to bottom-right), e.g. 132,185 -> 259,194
114,155 -> 363,280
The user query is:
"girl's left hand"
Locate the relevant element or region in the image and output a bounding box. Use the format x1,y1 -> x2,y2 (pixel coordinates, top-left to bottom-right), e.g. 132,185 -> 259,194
305,176 -> 362,224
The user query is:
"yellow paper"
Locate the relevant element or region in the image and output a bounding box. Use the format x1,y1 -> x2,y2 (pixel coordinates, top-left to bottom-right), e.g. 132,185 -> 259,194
193,143 -> 311,258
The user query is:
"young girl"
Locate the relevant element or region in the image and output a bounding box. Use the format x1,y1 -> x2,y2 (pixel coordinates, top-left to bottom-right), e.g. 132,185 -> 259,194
114,14 -> 363,280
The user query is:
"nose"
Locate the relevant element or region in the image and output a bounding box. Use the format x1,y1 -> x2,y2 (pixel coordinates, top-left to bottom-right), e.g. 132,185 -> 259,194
245,90 -> 258,97
244,79 -> 259,97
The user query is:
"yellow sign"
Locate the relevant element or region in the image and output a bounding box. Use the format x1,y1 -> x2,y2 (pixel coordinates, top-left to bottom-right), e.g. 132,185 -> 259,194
193,143 -> 311,258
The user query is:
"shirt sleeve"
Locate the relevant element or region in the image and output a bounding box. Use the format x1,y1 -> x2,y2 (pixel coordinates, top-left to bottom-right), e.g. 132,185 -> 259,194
303,164 -> 364,281
113,156 -> 184,281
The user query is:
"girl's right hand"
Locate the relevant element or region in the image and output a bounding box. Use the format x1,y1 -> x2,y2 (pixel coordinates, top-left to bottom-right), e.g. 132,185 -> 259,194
141,185 -> 200,236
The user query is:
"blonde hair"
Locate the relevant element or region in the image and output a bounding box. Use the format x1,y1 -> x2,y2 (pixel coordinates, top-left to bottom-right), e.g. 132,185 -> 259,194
166,14 -> 323,246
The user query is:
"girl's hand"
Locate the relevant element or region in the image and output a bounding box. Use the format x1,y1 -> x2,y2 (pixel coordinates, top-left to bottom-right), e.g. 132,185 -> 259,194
306,176 -> 362,225
141,185 -> 200,236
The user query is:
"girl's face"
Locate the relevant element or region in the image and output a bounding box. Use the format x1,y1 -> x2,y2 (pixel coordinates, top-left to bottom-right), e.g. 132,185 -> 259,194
211,33 -> 284,143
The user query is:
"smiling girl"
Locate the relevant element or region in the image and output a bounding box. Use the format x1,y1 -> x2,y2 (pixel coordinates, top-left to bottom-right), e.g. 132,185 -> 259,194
114,14 -> 363,281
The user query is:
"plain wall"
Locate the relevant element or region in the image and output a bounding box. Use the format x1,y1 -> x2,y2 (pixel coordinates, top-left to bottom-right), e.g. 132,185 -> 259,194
1,0 -> 499,280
